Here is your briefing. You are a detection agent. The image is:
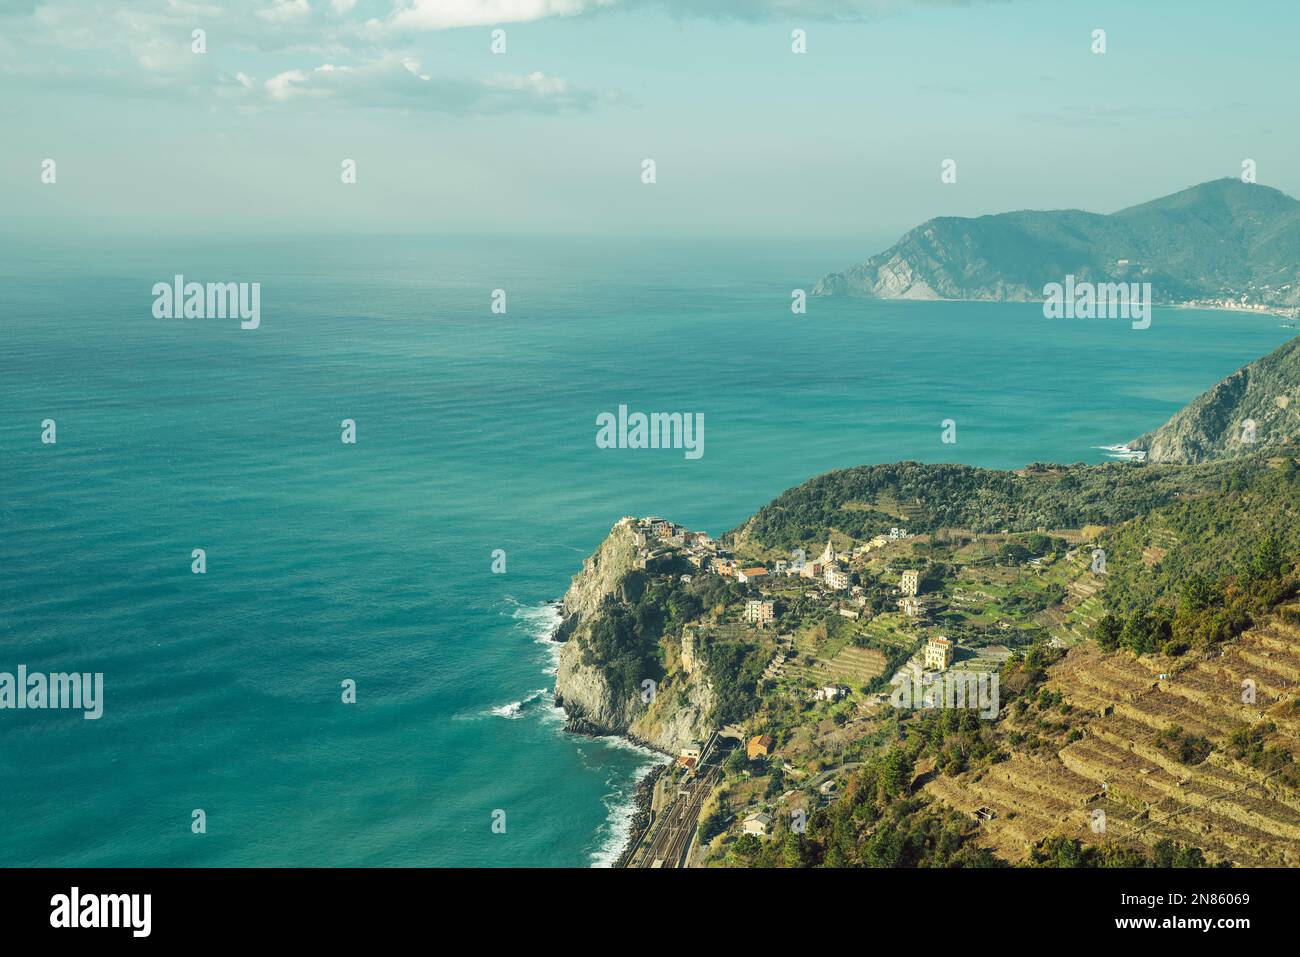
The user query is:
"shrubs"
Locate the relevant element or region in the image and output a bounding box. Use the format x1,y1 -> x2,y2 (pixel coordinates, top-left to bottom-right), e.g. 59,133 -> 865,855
700,638 -> 765,726
1155,725 -> 1212,765
1031,836 -> 1209,868
1094,529 -> 1298,657
698,808 -> 727,844
739,460 -> 1233,552
1119,609 -> 1173,655
1227,722 -> 1300,788
1096,467 -> 1300,631
580,603 -> 662,700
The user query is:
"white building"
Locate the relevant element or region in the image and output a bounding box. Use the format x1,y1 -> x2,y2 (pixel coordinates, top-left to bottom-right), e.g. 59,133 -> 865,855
745,599 -> 775,625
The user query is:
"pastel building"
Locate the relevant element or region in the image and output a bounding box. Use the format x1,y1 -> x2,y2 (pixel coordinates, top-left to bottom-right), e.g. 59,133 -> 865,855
924,637 -> 954,671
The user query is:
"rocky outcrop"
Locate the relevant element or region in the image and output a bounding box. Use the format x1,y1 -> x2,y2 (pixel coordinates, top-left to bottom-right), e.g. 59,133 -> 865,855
814,179 -> 1300,310
552,520 -> 714,754
552,519 -> 640,646
812,220 -> 1043,302
1126,334 -> 1300,463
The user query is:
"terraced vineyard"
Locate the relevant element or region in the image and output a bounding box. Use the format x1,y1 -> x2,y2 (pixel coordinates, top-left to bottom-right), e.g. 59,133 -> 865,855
925,616 -> 1300,865
1056,549 -> 1106,645
793,626 -> 892,688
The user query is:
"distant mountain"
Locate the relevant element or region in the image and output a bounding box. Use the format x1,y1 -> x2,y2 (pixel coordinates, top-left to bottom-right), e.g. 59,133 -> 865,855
813,179 -> 1300,310
1126,334 -> 1300,463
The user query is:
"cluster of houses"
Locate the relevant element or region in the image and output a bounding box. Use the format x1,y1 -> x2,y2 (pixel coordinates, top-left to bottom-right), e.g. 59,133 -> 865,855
625,517 -> 940,632
629,516 -> 981,850
622,516 -> 724,571
632,517 -> 951,648
1182,296 -> 1296,317
621,516 -> 741,576
625,518 -> 868,594
861,527 -> 915,552
624,518 -> 924,596
780,539 -> 852,591
736,729 -> 845,839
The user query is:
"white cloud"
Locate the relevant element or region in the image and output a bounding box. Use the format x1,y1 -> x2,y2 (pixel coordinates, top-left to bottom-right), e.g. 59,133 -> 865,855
377,0 -> 988,32
384,0 -> 619,32
2,0 -> 980,114
264,68 -> 311,99
400,57 -> 430,80
252,53 -> 596,112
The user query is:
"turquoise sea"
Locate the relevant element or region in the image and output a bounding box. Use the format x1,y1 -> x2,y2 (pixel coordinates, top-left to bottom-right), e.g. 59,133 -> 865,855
0,236 -> 1293,867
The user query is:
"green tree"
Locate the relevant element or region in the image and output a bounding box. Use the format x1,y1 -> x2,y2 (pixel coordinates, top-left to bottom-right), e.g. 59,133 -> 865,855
1248,534 -> 1288,581
1094,613 -> 1122,651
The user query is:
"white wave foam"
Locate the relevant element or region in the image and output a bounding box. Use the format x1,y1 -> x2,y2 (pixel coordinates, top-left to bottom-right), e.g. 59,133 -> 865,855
511,600 -> 563,639
588,757 -> 666,869
505,599 -> 667,866
1095,444 -> 1146,461
487,687 -> 550,719
513,600 -> 564,676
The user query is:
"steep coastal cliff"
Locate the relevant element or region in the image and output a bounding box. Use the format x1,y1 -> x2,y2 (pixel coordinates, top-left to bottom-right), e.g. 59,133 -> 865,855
1126,334 -> 1300,463
552,520 -> 715,754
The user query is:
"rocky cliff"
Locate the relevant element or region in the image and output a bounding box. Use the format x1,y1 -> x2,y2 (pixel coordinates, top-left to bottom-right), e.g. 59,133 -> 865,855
552,521 -> 715,754
1126,334 -> 1300,463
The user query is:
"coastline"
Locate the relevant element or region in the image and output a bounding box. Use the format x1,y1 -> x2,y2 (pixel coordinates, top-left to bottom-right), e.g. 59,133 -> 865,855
531,308 -> 1298,868
545,598 -> 673,867
611,763 -> 666,868
812,290 -> 1300,321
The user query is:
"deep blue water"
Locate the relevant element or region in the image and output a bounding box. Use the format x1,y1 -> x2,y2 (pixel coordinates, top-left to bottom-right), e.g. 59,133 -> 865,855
0,236 -> 1293,866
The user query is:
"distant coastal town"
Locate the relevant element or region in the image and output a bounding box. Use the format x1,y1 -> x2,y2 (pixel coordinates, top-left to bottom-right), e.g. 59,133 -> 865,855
1174,296 -> 1300,321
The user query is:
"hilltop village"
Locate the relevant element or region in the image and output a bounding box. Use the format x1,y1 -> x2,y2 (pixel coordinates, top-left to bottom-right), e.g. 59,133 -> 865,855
619,510 -> 1055,696
565,511 -> 1099,867
553,453 -> 1300,870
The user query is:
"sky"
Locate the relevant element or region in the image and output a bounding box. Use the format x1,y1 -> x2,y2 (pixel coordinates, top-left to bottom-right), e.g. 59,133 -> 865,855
2,0 -> 1298,243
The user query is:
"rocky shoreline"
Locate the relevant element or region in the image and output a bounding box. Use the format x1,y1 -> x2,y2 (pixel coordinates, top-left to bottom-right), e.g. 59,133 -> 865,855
612,762 -> 666,869
547,595 -> 672,868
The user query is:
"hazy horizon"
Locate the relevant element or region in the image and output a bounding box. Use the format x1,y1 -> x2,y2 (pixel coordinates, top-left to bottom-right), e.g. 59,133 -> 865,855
4,0 -> 1299,244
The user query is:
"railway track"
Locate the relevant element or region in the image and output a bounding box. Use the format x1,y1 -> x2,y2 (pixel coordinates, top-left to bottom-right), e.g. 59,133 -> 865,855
632,733 -> 735,868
